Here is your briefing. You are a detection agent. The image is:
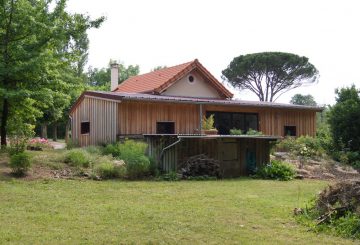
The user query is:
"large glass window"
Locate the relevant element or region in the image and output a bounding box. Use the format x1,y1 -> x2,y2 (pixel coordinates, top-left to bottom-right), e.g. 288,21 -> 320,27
206,112 -> 259,135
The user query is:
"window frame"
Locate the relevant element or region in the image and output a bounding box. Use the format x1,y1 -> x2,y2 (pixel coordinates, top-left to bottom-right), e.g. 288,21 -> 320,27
206,111 -> 259,135
156,121 -> 175,134
80,121 -> 90,135
284,125 -> 297,137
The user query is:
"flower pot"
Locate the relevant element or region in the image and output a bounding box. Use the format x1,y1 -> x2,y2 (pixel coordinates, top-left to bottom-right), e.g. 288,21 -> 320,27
202,129 -> 218,135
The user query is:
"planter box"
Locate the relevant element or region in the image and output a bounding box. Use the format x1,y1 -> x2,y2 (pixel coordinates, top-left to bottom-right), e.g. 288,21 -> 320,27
194,129 -> 218,135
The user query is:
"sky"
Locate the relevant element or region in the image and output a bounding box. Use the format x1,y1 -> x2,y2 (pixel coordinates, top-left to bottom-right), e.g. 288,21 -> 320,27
67,0 -> 360,105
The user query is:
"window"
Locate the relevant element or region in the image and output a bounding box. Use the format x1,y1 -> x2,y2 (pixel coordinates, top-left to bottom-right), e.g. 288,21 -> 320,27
156,122 -> 175,134
284,126 -> 296,136
81,122 -> 90,134
206,111 -> 259,135
188,75 -> 195,83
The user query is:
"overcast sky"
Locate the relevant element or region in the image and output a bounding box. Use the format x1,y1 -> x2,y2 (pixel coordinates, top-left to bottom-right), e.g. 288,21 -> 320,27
67,0 -> 360,105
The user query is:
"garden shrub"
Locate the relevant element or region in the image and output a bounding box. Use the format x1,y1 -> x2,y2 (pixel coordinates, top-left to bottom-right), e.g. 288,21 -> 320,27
255,160 -> 296,181
276,136 -> 324,159
9,152 -> 31,176
94,161 -> 126,179
85,145 -> 103,155
27,138 -> 52,151
66,139 -> 79,150
64,149 -> 90,168
148,157 -> 159,177
126,155 -> 150,179
102,143 -> 121,157
7,122 -> 35,156
103,140 -> 150,179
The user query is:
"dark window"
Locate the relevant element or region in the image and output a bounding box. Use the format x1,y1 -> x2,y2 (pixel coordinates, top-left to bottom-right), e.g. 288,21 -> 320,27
188,75 -> 194,83
206,111 -> 259,135
81,122 -> 90,134
156,122 -> 175,134
284,126 -> 296,136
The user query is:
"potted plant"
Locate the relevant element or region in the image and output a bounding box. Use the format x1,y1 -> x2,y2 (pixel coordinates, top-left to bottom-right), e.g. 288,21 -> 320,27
201,114 -> 218,135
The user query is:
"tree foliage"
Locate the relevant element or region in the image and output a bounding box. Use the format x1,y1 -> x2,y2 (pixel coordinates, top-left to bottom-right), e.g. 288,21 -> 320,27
0,0 -> 104,146
328,85 -> 360,152
86,62 -> 140,91
222,52 -> 319,102
290,94 -> 317,106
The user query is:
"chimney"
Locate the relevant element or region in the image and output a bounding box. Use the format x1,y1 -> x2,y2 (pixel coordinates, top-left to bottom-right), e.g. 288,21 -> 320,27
110,62 -> 119,91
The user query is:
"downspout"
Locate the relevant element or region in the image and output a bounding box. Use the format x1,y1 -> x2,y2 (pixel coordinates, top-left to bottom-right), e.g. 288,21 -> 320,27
159,137 -> 182,171
199,103 -> 203,133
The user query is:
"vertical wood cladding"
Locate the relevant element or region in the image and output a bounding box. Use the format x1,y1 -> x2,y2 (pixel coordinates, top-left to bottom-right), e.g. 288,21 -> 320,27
118,101 -> 317,137
118,100 -> 200,135
71,97 -> 117,146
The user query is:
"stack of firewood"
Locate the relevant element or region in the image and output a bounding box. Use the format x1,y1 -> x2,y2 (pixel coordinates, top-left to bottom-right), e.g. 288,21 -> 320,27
180,154 -> 222,178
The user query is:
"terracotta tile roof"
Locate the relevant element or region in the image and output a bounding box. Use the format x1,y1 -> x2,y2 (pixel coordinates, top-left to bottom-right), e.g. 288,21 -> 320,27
113,59 -> 233,99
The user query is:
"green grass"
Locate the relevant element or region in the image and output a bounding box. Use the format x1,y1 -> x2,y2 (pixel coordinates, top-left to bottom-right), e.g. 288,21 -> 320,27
0,179 -> 357,244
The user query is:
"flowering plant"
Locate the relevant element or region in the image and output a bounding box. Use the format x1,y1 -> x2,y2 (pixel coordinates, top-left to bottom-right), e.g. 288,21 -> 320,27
27,138 -> 53,150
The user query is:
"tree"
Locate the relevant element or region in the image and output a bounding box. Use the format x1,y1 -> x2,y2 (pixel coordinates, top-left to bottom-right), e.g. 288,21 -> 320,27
290,94 -> 317,106
0,0 -> 104,147
328,85 -> 360,152
222,52 -> 319,102
151,65 -> 167,71
86,62 -> 140,90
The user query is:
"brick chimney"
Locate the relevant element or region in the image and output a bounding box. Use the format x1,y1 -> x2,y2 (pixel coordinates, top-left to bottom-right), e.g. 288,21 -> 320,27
110,62 -> 119,91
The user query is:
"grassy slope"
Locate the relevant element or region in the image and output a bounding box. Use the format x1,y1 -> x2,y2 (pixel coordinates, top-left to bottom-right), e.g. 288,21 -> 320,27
0,179 -> 357,244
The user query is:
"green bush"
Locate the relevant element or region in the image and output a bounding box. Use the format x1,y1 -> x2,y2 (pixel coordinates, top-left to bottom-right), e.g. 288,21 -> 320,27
230,128 -> 243,135
9,152 -> 31,176
276,136 -> 324,159
84,145 -> 103,155
66,139 -> 79,150
255,160 -> 296,181
94,161 -> 126,179
64,149 -> 90,168
102,143 -> 121,157
103,140 -> 150,179
246,129 -> 263,135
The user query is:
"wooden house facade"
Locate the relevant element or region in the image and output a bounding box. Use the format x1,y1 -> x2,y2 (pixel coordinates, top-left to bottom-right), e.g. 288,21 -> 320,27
69,59 -> 322,176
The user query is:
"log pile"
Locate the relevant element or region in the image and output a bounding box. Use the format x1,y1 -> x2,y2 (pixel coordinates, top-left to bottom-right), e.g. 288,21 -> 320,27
180,154 -> 222,178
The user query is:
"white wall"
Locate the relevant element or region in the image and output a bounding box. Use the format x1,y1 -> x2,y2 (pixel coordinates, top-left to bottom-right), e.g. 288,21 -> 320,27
162,71 -> 221,98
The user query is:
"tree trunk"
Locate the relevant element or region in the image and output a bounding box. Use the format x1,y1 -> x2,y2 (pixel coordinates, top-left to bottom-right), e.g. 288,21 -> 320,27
52,123 -> 57,141
41,124 -> 48,139
65,120 -> 70,143
0,99 -> 9,148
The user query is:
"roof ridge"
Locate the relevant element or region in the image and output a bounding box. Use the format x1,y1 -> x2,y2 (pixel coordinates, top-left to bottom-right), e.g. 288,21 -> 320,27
113,59 -> 233,98
113,60 -> 195,92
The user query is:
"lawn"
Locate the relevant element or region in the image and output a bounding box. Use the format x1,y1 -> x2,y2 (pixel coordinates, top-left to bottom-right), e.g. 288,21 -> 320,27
0,178 -> 357,244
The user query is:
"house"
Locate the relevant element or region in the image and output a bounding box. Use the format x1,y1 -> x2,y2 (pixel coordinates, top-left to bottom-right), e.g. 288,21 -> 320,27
70,59 -> 322,176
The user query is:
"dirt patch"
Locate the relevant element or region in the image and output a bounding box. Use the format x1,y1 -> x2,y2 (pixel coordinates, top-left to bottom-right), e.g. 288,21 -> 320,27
273,152 -> 360,181
0,151 -> 88,181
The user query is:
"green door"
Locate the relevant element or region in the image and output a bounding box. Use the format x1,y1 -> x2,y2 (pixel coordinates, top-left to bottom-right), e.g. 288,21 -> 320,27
246,142 -> 257,174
